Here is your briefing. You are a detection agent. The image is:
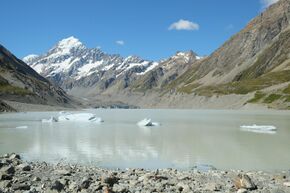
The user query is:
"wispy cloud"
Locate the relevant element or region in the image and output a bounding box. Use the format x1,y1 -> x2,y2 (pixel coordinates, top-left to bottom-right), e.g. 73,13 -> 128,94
168,19 -> 199,31
116,40 -> 125,46
260,0 -> 279,8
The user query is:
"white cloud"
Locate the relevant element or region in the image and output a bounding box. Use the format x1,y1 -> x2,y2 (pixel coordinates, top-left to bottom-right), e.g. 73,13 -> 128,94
116,40 -> 125,46
260,0 -> 279,8
168,19 -> 200,31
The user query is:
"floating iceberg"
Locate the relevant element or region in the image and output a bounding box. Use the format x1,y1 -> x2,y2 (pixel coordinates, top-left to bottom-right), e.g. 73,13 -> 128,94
137,118 -> 160,127
58,113 -> 103,123
240,124 -> 277,134
15,126 -> 28,129
41,116 -> 58,123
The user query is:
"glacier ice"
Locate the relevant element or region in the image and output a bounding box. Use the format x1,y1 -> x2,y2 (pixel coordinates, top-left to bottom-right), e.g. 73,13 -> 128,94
137,118 -> 160,127
41,117 -> 58,123
240,124 -> 277,134
58,113 -> 103,123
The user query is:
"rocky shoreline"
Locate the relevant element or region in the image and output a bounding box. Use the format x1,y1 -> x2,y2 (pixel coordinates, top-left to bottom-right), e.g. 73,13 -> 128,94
0,154 -> 290,193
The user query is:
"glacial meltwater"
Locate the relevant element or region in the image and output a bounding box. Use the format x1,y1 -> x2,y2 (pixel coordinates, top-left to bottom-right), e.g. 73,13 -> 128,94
0,109 -> 289,171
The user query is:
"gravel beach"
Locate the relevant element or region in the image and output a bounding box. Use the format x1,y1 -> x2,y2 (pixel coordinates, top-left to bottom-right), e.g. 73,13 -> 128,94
0,153 -> 290,193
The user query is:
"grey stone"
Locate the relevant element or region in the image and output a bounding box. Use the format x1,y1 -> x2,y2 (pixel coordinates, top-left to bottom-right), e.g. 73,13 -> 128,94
237,189 -> 248,193
102,175 -> 119,187
204,182 -> 221,191
9,153 -> 20,160
0,180 -> 11,189
55,169 -> 71,176
234,174 -> 256,190
12,183 -> 31,191
80,177 -> 91,189
51,180 -> 64,191
0,165 -> 15,175
0,172 -> 12,180
17,163 -> 31,171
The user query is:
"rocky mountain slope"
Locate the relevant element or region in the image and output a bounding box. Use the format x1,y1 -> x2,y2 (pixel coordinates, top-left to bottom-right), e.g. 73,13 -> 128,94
25,0 -> 290,109
0,44 -> 73,111
165,0 -> 290,109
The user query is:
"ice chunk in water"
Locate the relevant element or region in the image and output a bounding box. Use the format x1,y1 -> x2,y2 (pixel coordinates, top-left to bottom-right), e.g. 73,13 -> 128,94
41,117 -> 58,123
15,126 -> 28,129
240,124 -> 277,134
58,113 -> 103,123
137,118 -> 160,127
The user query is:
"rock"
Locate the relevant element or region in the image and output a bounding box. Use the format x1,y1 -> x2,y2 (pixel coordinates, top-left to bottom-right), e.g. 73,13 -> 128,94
204,182 -> 221,191
0,165 -> 15,175
237,189 -> 248,193
32,177 -> 41,182
12,183 -> 31,191
80,177 -> 91,189
113,184 -> 128,192
55,169 -> 71,176
234,174 -> 256,190
51,180 -> 64,191
9,153 -> 20,160
17,163 -> 31,171
283,182 -> 290,187
0,172 -> 12,180
102,175 -> 119,187
103,186 -> 113,193
0,180 -> 11,189
176,182 -> 191,192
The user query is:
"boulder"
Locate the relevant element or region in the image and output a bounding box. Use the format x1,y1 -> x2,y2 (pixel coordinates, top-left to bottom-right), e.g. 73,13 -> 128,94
234,174 -> 256,190
0,165 -> 15,175
51,180 -> 64,192
17,163 -> 31,171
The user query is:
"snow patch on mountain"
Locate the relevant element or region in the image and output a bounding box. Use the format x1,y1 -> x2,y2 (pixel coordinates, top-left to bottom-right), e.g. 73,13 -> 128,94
23,54 -> 39,63
76,60 -> 104,80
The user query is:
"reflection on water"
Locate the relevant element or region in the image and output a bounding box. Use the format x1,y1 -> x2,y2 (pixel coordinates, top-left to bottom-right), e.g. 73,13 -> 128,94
0,109 -> 289,171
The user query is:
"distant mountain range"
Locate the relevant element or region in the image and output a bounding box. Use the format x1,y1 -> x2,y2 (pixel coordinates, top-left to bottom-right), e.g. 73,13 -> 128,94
24,36 -> 201,94
4,0 -> 290,110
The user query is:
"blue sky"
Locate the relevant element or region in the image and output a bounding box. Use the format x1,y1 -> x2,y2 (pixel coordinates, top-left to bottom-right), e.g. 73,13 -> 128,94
0,0 -> 278,61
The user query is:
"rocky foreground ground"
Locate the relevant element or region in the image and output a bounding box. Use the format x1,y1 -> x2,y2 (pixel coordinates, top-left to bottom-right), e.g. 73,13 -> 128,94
0,154 -> 290,193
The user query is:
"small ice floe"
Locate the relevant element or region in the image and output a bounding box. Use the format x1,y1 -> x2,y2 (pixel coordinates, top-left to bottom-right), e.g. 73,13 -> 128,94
41,116 -> 58,123
58,113 -> 103,123
15,126 -> 28,129
137,118 -> 160,127
240,124 -> 277,134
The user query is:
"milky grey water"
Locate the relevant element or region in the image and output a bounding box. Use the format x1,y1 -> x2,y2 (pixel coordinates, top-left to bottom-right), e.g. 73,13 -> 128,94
0,109 -> 289,171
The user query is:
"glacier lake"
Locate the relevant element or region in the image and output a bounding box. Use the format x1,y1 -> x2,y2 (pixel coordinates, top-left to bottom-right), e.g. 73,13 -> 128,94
0,109 -> 290,171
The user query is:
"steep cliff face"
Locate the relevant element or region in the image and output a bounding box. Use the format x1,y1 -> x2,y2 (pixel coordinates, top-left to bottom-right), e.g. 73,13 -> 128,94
0,45 -> 73,107
180,0 -> 290,85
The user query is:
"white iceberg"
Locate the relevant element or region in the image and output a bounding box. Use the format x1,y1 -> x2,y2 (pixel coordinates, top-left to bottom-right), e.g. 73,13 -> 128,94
58,113 -> 103,123
137,118 -> 160,127
15,126 -> 28,129
240,124 -> 277,134
41,116 -> 58,123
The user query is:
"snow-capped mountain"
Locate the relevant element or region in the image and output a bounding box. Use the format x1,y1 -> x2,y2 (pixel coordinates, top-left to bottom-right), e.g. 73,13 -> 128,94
24,36 -> 160,90
25,36 -> 201,96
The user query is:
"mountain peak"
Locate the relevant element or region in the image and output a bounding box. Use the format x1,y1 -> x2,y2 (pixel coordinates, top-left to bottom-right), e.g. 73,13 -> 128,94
57,36 -> 84,49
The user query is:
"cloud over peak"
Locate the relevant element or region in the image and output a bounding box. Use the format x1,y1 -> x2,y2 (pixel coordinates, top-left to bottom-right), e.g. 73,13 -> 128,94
116,40 -> 125,46
168,19 -> 199,31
